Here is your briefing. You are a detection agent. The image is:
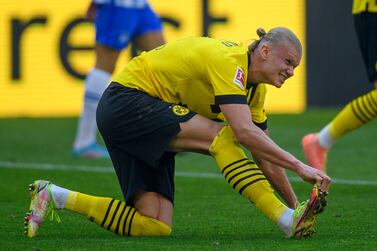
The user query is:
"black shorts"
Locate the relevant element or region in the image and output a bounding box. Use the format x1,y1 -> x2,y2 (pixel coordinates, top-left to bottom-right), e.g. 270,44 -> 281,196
353,11 -> 377,82
96,82 -> 196,203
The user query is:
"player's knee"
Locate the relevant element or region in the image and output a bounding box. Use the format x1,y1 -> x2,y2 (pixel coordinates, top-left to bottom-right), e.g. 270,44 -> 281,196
209,125 -> 236,155
208,123 -> 224,140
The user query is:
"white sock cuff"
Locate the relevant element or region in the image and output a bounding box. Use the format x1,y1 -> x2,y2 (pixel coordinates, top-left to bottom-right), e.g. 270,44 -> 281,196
85,68 -> 111,100
277,208 -> 294,236
318,125 -> 335,148
50,184 -> 69,209
89,68 -> 111,80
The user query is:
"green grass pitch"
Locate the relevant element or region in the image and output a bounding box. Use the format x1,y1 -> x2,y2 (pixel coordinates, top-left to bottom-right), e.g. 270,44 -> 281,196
1,109 -> 377,250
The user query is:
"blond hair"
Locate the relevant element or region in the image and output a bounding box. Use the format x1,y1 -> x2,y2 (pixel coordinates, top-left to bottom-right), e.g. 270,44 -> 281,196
248,27 -> 302,54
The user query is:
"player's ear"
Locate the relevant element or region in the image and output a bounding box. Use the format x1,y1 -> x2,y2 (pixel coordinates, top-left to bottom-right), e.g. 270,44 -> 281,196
259,43 -> 270,60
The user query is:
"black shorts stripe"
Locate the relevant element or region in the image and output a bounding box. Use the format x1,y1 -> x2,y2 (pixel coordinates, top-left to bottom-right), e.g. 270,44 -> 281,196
351,101 -> 368,123
107,200 -> 122,230
232,173 -> 265,189
114,202 -> 127,234
128,208 -> 137,236
238,178 -> 268,195
101,199 -> 115,227
224,162 -> 256,179
122,207 -> 133,235
227,168 -> 262,183
221,158 -> 250,174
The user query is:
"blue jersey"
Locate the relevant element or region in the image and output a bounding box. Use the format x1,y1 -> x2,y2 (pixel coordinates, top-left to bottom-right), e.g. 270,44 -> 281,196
94,0 -> 162,50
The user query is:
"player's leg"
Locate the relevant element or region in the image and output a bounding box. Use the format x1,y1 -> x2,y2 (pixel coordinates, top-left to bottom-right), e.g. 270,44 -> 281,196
132,3 -> 165,52
133,31 -> 165,51
170,117 -> 326,238
25,146 -> 175,238
24,180 -> 172,237
73,44 -> 119,158
302,88 -> 377,170
73,4 -> 136,158
302,12 -> 377,170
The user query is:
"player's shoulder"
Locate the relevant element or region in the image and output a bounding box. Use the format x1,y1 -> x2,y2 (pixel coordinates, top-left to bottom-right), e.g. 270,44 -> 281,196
200,38 -> 247,59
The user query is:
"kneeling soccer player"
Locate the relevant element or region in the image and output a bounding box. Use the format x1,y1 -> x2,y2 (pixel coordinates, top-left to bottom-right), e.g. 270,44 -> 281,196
25,27 -> 331,239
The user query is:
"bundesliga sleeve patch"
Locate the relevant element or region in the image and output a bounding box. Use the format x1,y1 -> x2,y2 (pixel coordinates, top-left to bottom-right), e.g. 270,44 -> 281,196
233,67 -> 245,90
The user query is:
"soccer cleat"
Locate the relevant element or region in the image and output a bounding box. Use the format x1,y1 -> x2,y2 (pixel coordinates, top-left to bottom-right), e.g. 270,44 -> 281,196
72,142 -> 110,159
301,133 -> 328,171
24,180 -> 60,237
290,185 -> 328,239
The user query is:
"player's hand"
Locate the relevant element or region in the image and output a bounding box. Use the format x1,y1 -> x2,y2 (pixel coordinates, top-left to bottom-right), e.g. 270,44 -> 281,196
296,164 -> 331,191
86,2 -> 97,21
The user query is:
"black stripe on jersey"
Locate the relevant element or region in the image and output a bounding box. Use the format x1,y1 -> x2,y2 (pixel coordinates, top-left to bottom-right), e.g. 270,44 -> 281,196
106,200 -> 122,230
101,199 -> 115,227
122,206 -> 133,235
128,209 -> 137,236
245,55 -> 254,89
221,158 -> 250,174
115,203 -> 127,234
247,84 -> 259,105
232,173 -> 265,189
215,95 -> 247,105
246,84 -> 268,130
227,168 -> 263,183
210,104 -> 221,113
238,178 -> 268,195
253,120 -> 268,131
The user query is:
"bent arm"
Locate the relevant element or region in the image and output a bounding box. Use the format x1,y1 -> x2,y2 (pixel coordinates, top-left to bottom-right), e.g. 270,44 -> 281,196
219,103 -> 331,191
220,104 -> 300,171
253,129 -> 298,208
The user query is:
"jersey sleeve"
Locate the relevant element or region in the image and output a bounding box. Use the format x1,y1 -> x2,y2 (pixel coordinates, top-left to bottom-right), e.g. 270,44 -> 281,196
205,50 -> 247,105
248,84 -> 268,130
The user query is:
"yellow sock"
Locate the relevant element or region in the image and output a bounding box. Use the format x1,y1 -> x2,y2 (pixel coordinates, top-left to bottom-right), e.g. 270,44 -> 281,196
329,89 -> 377,139
65,192 -> 171,236
209,125 -> 287,223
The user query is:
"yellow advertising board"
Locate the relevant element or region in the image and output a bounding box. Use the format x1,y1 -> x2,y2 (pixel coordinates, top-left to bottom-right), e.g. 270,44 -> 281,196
0,0 -> 306,117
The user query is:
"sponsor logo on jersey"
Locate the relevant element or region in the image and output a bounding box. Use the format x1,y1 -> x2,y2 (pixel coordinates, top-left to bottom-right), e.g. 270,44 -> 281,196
172,105 -> 190,116
233,67 -> 245,90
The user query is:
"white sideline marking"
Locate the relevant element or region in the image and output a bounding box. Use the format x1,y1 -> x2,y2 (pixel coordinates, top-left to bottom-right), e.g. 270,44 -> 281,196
1,160 -> 377,186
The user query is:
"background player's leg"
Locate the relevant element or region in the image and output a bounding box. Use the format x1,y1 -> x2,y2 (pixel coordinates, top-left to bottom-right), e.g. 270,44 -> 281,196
302,88 -> 377,170
326,89 -> 377,144
133,31 -> 165,51
73,44 -> 119,158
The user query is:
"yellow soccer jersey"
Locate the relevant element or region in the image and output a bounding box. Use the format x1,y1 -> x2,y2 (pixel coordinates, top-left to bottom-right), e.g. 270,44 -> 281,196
352,0 -> 377,14
113,37 -> 267,127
